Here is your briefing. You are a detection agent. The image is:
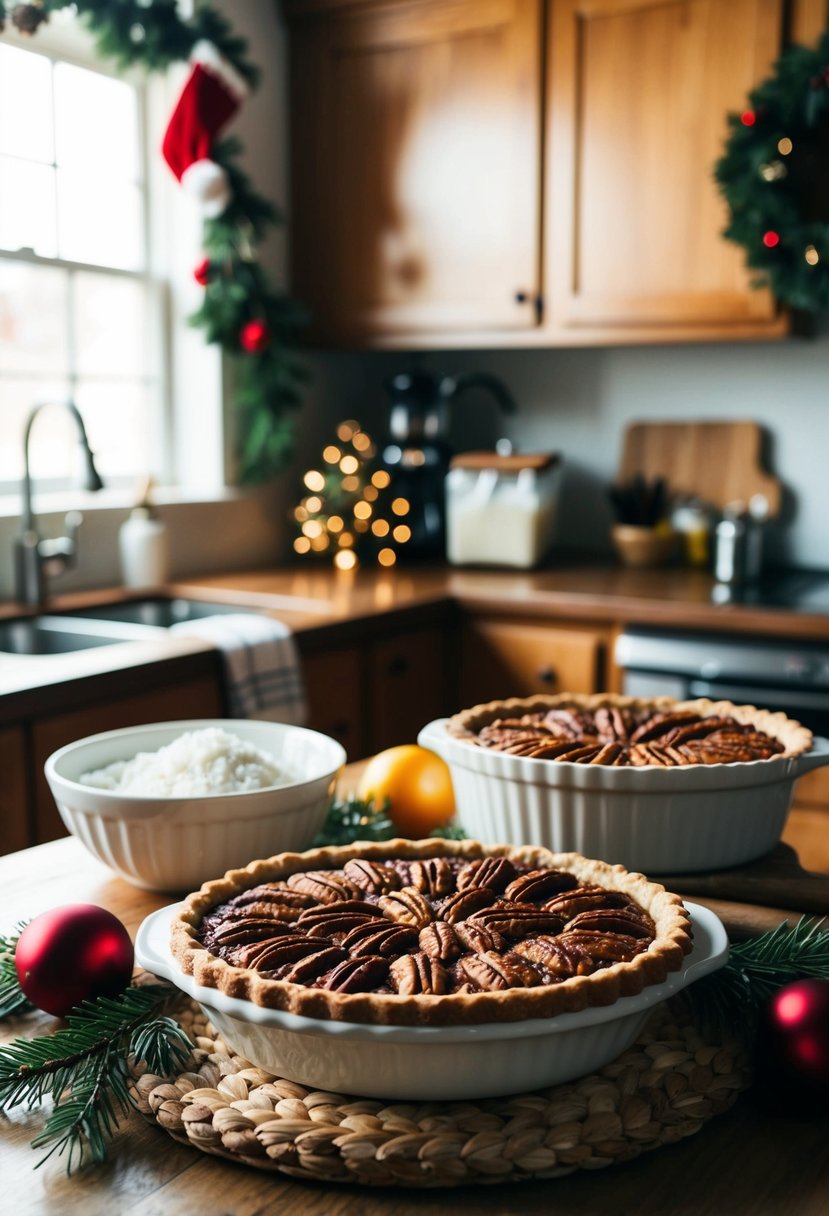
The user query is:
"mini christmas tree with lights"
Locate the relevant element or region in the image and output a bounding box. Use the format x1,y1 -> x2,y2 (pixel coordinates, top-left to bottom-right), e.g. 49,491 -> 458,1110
293,421 -> 411,570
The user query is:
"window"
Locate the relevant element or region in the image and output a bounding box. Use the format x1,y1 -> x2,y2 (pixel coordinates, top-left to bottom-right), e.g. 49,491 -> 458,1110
0,37 -> 165,493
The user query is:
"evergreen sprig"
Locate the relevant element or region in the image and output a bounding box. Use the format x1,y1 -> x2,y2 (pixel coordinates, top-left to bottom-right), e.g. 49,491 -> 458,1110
0,1 -> 305,482
0,925 -> 33,1019
715,27 -> 829,312
312,794 -> 397,846
0,984 -> 191,1171
683,916 -> 829,1034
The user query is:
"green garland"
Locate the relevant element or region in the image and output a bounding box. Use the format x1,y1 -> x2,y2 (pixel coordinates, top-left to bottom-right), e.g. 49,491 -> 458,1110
716,27 -> 829,312
0,0 -> 306,482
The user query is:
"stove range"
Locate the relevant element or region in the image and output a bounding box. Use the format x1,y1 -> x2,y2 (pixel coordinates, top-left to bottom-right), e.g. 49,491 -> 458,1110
712,569 -> 829,614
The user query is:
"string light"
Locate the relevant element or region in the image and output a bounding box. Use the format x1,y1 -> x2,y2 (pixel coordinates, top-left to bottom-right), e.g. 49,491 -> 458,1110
778,137 -> 793,155
292,422 -> 412,568
806,245 -> 820,265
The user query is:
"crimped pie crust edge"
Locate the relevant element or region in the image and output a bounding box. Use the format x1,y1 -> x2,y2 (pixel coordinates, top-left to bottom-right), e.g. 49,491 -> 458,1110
445,693 -> 813,759
169,838 -> 693,1027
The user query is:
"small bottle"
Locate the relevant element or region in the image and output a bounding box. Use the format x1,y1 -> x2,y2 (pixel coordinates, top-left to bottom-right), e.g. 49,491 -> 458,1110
119,479 -> 170,588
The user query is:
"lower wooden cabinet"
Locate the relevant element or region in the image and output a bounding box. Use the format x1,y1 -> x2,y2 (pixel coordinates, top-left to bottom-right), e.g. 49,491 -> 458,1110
0,725 -> 30,855
302,646 -> 366,761
29,675 -> 223,846
458,616 -> 608,707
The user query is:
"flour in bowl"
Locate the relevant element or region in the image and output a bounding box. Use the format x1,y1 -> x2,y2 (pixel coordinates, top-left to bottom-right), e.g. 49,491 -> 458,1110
79,727 -> 294,795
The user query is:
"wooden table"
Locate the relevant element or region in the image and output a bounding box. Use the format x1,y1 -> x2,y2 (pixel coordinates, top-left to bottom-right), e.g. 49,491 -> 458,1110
2,834 -> 829,1215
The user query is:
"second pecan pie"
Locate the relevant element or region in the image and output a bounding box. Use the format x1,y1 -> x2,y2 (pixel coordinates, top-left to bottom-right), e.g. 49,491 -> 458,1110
170,839 -> 692,1026
446,693 -> 812,767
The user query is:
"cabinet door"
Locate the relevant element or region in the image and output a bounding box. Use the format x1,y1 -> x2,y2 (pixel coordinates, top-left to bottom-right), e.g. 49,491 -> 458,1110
288,0 -> 542,339
30,677 -> 223,844
369,628 -> 453,752
547,0 -> 785,334
0,726 -> 30,855
303,646 -> 366,762
459,618 -> 606,707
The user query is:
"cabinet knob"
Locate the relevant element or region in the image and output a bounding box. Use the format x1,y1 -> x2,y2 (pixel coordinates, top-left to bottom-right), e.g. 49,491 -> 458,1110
537,666 -> 557,687
388,655 -> 408,676
514,290 -> 529,304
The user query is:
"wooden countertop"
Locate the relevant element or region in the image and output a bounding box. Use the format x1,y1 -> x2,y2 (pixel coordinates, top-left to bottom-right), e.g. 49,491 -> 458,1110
2,784 -> 829,1216
4,562 -> 829,714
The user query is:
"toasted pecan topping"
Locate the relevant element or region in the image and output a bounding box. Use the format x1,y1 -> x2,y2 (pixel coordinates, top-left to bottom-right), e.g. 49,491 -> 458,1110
343,858 -> 401,895
378,886 -> 434,928
419,920 -> 461,962
287,871 -> 360,903
282,946 -> 345,983
470,902 -> 564,939
439,886 -> 497,924
454,920 -> 508,954
321,955 -> 389,993
456,856 -> 517,893
340,920 -> 418,958
504,869 -> 578,904
389,952 -> 448,995
409,858 -> 454,897
564,908 -> 654,938
460,951 -> 542,992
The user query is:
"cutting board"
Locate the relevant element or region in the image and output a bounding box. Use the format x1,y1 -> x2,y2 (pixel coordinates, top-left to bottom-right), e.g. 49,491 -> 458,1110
618,420 -> 781,517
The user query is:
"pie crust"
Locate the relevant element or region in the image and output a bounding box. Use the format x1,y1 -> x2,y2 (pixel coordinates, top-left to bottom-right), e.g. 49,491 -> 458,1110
170,839 -> 692,1026
446,693 -> 813,765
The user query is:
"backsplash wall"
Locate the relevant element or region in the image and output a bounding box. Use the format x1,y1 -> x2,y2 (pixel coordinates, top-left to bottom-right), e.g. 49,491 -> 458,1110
301,329 -> 829,572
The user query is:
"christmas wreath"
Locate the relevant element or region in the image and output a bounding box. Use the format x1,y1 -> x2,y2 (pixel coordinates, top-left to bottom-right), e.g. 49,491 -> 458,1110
716,27 -> 829,313
0,0 -> 306,482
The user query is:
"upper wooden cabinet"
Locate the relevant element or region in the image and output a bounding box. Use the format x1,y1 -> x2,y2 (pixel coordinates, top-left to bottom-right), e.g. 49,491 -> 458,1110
546,0 -> 785,338
284,0 -> 800,347
286,0 -> 543,340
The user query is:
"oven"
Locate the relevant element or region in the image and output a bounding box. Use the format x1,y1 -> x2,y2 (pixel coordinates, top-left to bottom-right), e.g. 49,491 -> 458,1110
614,627 -> 829,737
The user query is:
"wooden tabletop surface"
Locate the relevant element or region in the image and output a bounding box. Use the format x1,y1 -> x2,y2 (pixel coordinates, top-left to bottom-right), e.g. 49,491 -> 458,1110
2,789 -> 829,1214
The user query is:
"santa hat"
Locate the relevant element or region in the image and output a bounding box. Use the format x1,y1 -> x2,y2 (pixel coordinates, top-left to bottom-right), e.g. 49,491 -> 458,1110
162,41 -> 249,217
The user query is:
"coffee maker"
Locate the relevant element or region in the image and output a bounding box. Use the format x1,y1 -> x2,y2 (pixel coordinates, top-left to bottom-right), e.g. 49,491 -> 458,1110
380,369 -> 517,558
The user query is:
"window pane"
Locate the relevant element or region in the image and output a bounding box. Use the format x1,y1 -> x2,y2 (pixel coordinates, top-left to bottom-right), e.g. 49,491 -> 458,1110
74,272 -> 149,379
0,157 -> 57,256
54,63 -> 140,181
0,380 -> 72,483
57,171 -> 143,269
0,45 -> 53,164
74,380 -> 155,480
0,261 -> 69,375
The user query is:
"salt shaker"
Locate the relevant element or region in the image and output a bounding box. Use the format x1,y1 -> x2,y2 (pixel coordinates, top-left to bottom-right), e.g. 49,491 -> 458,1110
713,502 -> 748,584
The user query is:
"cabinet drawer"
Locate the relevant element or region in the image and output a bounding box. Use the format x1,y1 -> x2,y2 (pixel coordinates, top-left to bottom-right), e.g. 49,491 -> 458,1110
303,647 -> 365,762
369,628 -> 453,753
459,618 -> 606,707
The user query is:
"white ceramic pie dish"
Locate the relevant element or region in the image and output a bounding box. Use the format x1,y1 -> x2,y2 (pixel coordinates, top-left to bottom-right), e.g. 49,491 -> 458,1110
44,719 -> 345,892
136,900 -> 726,1101
418,719 -> 829,874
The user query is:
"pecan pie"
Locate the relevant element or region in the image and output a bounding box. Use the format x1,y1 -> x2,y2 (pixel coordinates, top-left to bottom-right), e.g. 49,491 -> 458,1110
170,840 -> 692,1026
447,694 -> 812,767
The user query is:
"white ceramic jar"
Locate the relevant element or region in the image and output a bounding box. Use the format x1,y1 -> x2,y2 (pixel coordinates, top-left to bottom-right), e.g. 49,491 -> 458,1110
446,451 -> 560,569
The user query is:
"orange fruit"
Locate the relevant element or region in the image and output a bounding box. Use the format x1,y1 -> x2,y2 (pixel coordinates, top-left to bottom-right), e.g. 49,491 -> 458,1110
357,744 -> 456,839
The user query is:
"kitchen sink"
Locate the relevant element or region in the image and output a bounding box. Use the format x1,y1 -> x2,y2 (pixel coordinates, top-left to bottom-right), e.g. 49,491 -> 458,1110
0,615 -> 158,656
67,597 -> 264,628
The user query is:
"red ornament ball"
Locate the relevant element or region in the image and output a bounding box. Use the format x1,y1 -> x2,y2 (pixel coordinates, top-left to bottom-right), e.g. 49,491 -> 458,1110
740,110 -> 756,126
15,904 -> 134,1017
194,256 -> 212,286
763,230 -> 781,248
240,319 -> 271,354
754,979 -> 829,1110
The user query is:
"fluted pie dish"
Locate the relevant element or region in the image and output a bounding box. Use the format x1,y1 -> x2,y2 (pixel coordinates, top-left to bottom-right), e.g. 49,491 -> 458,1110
418,694 -> 829,873
136,840 -> 724,1099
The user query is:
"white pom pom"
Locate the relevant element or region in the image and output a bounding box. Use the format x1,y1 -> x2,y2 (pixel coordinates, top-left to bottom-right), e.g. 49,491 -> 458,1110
180,159 -> 231,217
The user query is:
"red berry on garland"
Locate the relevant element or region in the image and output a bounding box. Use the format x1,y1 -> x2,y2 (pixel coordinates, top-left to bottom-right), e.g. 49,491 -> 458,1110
194,256 -> 212,286
240,319 -> 271,354
15,905 -> 134,1017
740,110 -> 756,126
763,230 -> 780,248
753,979 -> 829,1112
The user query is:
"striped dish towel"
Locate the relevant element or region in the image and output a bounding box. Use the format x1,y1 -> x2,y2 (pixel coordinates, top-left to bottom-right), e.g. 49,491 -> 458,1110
170,614 -> 307,725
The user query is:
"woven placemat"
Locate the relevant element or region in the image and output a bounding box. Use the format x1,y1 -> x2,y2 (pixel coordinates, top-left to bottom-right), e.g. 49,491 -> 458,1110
130,1000 -> 751,1188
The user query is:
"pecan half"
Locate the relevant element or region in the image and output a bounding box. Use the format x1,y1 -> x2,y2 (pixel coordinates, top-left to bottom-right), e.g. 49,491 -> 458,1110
232,934 -> 326,971
544,885 -> 632,918
504,869 -> 578,904
409,858 -> 454,897
388,952 -> 448,995
378,886 -> 434,928
320,955 -> 388,993
454,921 -> 507,954
564,908 -> 654,939
343,858 -> 402,895
456,856 -> 517,894
206,917 -> 292,952
630,712 -> 701,744
439,886 -> 497,925
287,871 -> 360,903
593,706 -> 629,742
556,930 -> 644,967
419,920 -> 461,962
459,950 -> 542,992
470,902 -> 563,938
513,934 -> 586,978
298,899 -> 380,927
340,919 -> 418,958
229,883 -> 317,912
282,946 -> 346,984
588,742 -> 626,765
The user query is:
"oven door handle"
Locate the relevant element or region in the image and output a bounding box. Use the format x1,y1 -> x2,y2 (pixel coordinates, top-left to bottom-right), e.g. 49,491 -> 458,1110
688,680 -> 829,713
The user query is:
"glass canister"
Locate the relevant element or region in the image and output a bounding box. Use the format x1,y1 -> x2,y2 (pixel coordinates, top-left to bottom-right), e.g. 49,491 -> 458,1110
445,452 -> 560,568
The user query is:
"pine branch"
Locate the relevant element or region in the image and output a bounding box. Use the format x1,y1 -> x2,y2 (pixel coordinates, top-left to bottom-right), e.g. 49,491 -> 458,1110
312,794 -> 397,847
0,985 -> 192,1171
0,925 -> 32,1019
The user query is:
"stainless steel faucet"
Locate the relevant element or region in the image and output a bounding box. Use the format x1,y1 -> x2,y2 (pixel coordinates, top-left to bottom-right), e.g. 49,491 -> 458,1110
14,400 -> 104,606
